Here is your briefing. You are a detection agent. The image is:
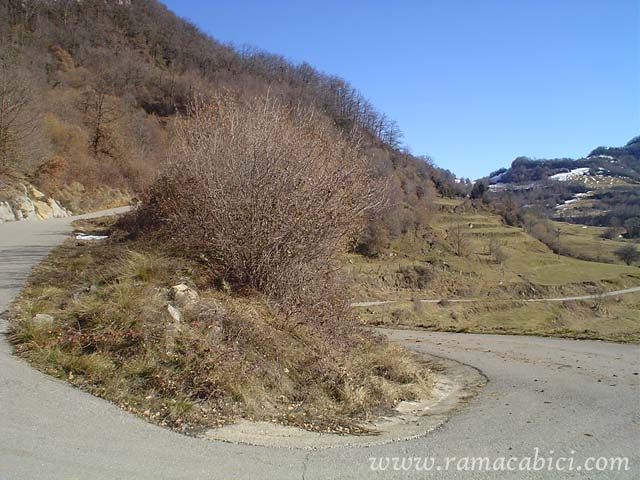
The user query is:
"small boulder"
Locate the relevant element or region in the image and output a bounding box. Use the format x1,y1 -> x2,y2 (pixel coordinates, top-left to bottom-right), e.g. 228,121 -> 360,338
165,304 -> 183,354
34,199 -> 54,220
28,185 -> 46,200
48,198 -> 70,218
0,201 -> 16,223
33,313 -> 54,326
167,304 -> 182,323
13,195 -> 37,220
170,284 -> 199,308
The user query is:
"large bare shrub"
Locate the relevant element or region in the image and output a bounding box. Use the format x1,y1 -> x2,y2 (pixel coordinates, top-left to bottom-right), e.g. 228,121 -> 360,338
140,95 -> 383,300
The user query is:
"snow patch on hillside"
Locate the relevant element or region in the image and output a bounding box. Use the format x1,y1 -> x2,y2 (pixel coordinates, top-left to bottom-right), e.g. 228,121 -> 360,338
554,191 -> 595,210
549,167 -> 590,182
490,171 -> 506,183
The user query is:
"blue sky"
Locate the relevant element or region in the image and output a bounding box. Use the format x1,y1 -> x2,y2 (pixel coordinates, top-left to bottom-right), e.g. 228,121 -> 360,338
163,0 -> 639,179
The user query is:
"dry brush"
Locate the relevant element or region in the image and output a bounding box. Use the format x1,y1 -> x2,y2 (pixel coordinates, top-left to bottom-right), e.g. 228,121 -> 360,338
139,94 -> 384,303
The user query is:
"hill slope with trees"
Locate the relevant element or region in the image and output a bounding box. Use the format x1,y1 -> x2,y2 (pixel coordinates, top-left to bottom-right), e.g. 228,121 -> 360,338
4,0 -> 443,435
0,0 -> 466,251
484,137 -> 640,237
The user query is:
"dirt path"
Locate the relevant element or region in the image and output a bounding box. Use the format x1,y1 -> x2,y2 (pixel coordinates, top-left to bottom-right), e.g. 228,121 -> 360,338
352,285 -> 640,307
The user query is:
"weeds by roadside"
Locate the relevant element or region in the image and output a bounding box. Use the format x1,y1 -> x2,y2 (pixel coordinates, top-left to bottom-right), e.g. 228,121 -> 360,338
9,216 -> 432,435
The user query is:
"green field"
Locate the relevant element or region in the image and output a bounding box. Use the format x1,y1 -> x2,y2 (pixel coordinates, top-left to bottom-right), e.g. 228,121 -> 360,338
345,199 -> 640,342
550,220 -> 634,264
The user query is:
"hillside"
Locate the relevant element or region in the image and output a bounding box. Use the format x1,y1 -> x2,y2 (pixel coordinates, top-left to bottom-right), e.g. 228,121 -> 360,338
0,0 -> 466,436
347,197 -> 640,342
2,2 -> 637,329
489,136 -> 640,185
0,0 -> 468,254
485,137 -> 640,237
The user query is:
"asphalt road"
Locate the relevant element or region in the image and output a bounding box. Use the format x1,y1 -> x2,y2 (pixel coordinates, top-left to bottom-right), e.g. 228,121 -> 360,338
1,212 -> 639,479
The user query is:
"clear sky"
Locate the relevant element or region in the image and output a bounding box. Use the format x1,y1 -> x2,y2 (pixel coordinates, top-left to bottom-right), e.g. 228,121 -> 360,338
162,0 -> 639,179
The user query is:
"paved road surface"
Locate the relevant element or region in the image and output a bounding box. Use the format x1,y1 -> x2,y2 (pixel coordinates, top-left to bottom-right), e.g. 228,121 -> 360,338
1,212 -> 639,479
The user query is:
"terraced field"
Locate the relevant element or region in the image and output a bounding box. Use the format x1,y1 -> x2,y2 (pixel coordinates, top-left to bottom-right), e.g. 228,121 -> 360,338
345,199 -> 640,342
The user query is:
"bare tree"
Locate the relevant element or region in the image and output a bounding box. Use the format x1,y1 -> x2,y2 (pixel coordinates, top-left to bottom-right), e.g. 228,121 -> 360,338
450,221 -> 470,257
0,50 -> 39,171
521,212 -> 538,234
80,88 -> 121,157
615,244 -> 640,265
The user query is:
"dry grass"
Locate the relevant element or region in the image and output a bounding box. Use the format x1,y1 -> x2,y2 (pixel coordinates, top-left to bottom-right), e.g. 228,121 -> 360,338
8,217 -> 431,435
548,220 -> 637,264
360,296 -> 640,343
346,199 -> 640,342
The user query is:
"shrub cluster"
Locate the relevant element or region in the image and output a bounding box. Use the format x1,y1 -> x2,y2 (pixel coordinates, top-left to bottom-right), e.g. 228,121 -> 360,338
137,94 -> 382,304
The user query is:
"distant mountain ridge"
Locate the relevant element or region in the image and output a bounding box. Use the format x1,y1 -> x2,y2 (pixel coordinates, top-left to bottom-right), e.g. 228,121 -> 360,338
485,137 -> 640,232
488,136 -> 640,186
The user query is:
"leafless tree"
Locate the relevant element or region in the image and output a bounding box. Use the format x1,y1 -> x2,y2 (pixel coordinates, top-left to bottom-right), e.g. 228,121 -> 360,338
521,212 -> 537,234
80,88 -> 121,157
449,221 -> 470,257
615,244 -> 640,265
0,50 -> 39,171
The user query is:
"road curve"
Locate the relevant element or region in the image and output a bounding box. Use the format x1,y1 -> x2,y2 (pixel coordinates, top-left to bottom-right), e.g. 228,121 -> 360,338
1,212 -> 639,479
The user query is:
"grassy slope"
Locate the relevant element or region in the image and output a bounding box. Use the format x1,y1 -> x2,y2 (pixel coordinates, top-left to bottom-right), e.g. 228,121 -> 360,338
346,199 -> 640,342
550,220 -> 634,264
8,217 -> 431,435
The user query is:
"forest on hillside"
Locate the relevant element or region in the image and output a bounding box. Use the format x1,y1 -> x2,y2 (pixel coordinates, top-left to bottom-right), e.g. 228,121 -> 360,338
0,0 -> 468,251
483,136 -> 640,237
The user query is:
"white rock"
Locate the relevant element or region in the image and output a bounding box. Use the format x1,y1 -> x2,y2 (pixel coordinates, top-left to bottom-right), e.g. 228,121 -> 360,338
0,201 -> 15,223
33,313 -> 55,326
12,195 -> 37,220
170,284 -> 199,307
167,304 -> 182,323
34,199 -> 54,220
28,185 -> 46,200
0,182 -> 70,222
48,198 -> 70,218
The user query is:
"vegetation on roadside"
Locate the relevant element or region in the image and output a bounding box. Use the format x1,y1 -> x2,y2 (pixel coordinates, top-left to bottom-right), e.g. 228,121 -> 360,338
4,2 -> 638,444
360,295 -> 640,343
8,95 -> 433,436
9,218 -> 431,435
135,95 -> 382,301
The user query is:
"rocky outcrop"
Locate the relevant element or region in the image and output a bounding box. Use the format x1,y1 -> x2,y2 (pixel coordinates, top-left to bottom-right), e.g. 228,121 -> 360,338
0,201 -> 15,222
169,284 -> 200,308
0,183 -> 70,224
32,314 -> 55,327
